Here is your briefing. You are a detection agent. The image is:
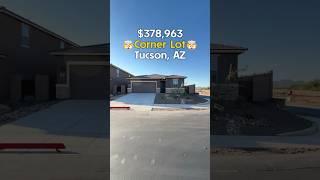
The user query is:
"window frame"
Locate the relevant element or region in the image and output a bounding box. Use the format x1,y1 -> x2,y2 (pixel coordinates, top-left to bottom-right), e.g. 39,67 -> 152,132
60,41 -> 65,49
21,23 -> 30,48
116,69 -> 120,78
173,79 -> 179,88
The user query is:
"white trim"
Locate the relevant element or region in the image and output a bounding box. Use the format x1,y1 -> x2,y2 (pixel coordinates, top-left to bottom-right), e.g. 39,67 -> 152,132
130,81 -> 157,93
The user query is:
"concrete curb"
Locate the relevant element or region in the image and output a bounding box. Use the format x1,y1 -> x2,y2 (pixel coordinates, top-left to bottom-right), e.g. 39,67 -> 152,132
151,107 -> 208,111
277,122 -> 318,136
210,146 -> 320,154
195,98 -> 210,105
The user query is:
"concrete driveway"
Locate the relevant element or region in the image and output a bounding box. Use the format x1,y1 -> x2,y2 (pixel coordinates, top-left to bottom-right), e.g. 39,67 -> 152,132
111,93 -> 156,110
0,100 -> 109,180
111,109 -> 210,179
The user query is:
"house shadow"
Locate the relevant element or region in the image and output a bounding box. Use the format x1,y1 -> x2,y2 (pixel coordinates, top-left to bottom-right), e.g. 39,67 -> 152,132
284,105 -> 320,118
9,100 -> 109,139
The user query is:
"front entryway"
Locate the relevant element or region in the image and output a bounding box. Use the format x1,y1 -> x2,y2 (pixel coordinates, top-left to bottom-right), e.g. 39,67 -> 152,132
160,81 -> 166,93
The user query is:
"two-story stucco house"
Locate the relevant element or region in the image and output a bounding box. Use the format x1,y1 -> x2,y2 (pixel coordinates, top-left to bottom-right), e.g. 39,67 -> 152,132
110,64 -> 133,95
0,6 -> 78,104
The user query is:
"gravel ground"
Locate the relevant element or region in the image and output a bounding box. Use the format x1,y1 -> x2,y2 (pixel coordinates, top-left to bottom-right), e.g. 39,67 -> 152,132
0,104 -> 11,115
212,101 -> 313,136
0,101 -> 59,126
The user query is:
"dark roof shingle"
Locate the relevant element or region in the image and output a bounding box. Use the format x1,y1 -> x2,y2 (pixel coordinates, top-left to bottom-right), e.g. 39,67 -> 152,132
211,43 -> 248,54
129,74 -> 186,79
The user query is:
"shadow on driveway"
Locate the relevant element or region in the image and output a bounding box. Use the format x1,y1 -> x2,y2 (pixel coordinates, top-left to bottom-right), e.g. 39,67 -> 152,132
0,100 -> 109,139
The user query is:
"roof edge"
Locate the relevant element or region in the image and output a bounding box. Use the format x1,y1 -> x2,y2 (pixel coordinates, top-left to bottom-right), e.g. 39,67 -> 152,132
0,6 -> 79,47
111,64 -> 134,77
211,43 -> 248,54
128,76 -> 187,80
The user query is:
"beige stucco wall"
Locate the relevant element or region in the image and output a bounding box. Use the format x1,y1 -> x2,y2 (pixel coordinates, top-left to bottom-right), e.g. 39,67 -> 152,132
165,88 -> 185,94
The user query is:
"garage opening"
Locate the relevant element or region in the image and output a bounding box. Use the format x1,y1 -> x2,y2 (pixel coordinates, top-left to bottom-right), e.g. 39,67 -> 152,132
132,82 -> 156,93
70,65 -> 108,99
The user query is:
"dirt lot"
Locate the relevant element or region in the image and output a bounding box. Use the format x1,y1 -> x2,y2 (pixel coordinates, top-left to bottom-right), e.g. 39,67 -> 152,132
213,100 -> 313,136
274,89 -> 320,107
154,93 -> 208,104
196,88 -> 210,96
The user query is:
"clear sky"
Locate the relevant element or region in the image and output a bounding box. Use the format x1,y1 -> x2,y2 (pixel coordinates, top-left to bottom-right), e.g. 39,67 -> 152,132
111,0 -> 210,87
0,0 -> 109,45
213,0 -> 320,81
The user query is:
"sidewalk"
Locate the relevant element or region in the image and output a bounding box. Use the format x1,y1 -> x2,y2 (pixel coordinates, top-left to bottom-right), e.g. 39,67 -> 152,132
211,116 -> 320,149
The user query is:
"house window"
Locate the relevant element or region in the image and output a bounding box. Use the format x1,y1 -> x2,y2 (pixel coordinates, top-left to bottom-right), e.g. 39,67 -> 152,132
173,79 -> 179,88
21,23 -> 30,48
116,69 -> 120,77
60,41 -> 65,49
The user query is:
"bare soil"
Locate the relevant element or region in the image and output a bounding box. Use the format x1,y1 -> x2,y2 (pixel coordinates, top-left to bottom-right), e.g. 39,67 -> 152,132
196,88 -> 210,96
274,89 -> 320,107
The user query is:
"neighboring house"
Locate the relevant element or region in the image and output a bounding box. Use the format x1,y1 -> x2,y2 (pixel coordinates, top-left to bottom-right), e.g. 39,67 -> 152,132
0,6 -> 77,104
211,43 -> 273,102
110,64 -> 133,95
51,44 -> 133,99
127,74 -> 186,93
51,44 -> 109,99
211,44 -> 248,84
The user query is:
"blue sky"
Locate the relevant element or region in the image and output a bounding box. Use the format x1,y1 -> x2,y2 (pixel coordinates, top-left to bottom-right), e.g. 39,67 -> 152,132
213,0 -> 320,81
111,0 -> 210,87
0,0 -> 108,45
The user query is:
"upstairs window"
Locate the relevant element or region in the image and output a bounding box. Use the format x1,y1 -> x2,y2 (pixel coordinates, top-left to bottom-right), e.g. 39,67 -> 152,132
116,69 -> 120,77
21,23 -> 30,48
60,41 -> 65,49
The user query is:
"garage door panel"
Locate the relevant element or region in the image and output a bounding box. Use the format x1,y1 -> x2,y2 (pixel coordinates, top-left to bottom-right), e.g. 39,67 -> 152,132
132,82 -> 156,93
70,65 -> 107,99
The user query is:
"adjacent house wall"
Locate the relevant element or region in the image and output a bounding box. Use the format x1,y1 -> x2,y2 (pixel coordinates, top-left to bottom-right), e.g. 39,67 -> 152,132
212,53 -> 238,84
239,71 -> 273,102
0,12 -> 75,103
